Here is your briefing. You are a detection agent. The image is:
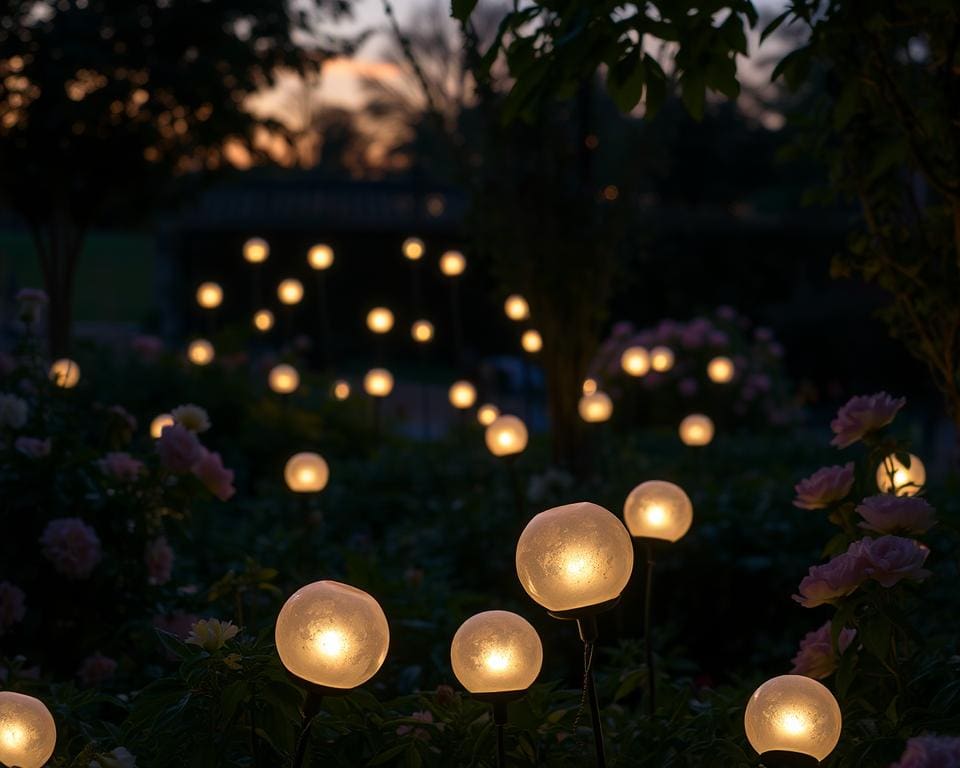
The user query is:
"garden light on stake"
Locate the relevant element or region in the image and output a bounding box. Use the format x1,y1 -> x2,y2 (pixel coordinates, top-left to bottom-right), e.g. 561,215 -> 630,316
485,414 -> 529,518
284,452 -> 329,494
477,403 -> 499,427
411,319 -> 434,343
0,691 -> 57,768
253,309 -> 274,332
243,237 -> 269,263
621,346 -> 650,377
707,355 -> 735,383
196,282 -> 223,309
439,250 -> 466,276
451,611 -> 543,768
650,346 -> 674,373
402,237 -> 424,260
187,340 -> 214,366
744,675 -> 842,767
366,307 -> 394,334
150,413 -> 174,439
307,244 -> 334,270
578,391 -> 613,423
876,453 -> 925,496
679,413 -> 714,446
504,294 -> 530,322
268,364 -> 300,395
278,278 -> 304,306
49,358 -> 80,388
308,246 -> 334,369
449,380 -> 477,410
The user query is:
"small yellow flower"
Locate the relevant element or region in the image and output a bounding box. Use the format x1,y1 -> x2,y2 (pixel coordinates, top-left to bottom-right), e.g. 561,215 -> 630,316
186,619 -> 239,651
223,653 -> 243,671
171,404 -> 211,433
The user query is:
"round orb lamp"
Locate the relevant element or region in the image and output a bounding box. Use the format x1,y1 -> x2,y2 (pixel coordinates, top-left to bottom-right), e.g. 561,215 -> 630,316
308,244 -> 334,270
366,307 -> 394,334
187,340 -> 214,366
284,452 -> 329,493
402,237 -> 425,261
364,368 -> 394,398
275,580 -> 389,690
707,355 -> 735,383
485,415 -> 528,458
451,611 -> 543,696
269,364 -> 300,395
745,675 -> 842,766
439,250 -> 466,276
49,358 -> 81,388
150,413 -> 175,439
876,453 -> 926,496
0,691 -> 57,768
521,330 -> 542,354
277,278 -> 304,306
411,319 -> 434,343
582,378 -> 598,396
332,379 -> 351,401
253,309 -> 275,332
516,501 -> 634,615
477,403 -> 500,427
650,346 -> 674,373
679,414 -> 714,447
243,237 -> 269,263
196,282 -> 223,309
621,346 -> 650,377
623,480 -> 693,542
578,391 -> 613,423
504,295 -> 530,322
449,380 -> 477,410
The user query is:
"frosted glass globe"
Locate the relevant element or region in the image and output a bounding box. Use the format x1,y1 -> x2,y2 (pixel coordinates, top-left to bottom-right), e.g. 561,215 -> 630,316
623,480 -> 693,542
516,501 -> 634,613
411,319 -> 434,343
707,355 -> 735,383
150,413 -> 175,439
449,380 -> 477,410
621,346 -> 650,377
0,691 -> 56,768
485,415 -> 528,457
367,307 -> 394,334
745,675 -> 842,762
196,282 -> 223,309
679,414 -> 714,446
285,452 -> 329,493
276,580 -> 389,690
451,611 -> 543,694
277,278 -> 304,305
308,244 -> 334,270
49,358 -> 80,388
650,346 -> 674,373
187,340 -> 214,366
876,453 -> 925,496
364,368 -> 394,398
402,237 -> 425,261
439,250 -> 466,276
521,329 -> 542,354
269,364 -> 300,394
332,379 -> 351,400
477,403 -> 499,427
253,309 -> 275,332
243,237 -> 269,263
578,391 -> 613,423
504,294 -> 530,321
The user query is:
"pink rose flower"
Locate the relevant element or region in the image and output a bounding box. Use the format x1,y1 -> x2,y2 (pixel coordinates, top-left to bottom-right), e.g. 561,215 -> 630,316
793,551 -> 866,607
0,581 -> 26,633
156,424 -> 202,472
14,436 -> 51,459
78,652 -> 118,686
856,535 -> 931,587
830,392 -> 906,448
98,451 -> 145,482
857,495 -> 937,535
793,463 -> 855,510
790,621 -> 856,679
397,710 -> 434,740
891,735 -> 960,768
145,537 -> 174,586
40,518 -> 102,579
192,449 -> 236,501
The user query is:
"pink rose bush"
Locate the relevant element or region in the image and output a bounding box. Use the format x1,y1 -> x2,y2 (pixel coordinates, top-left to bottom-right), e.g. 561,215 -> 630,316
793,463 -> 855,509
857,495 -> 937,535
790,621 -> 856,679
891,736 -> 960,768
830,392 -> 905,448
145,537 -> 174,586
157,423 -> 203,472
98,451 -> 145,483
191,449 -> 236,501
0,581 -> 26,633
40,517 -> 103,579
794,548 -> 867,607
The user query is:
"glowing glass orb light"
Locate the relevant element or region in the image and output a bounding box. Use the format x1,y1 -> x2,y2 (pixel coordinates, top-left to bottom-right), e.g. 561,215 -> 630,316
623,480 -> 693,542
485,415 -> 528,457
243,237 -> 269,263
439,250 -> 466,276
744,675 -> 842,763
582,378 -> 598,396
477,403 -> 500,427
451,611 -> 543,694
150,413 -> 175,439
49,358 -> 80,388
275,580 -> 389,690
187,340 -> 214,366
277,278 -> 304,306
364,368 -> 394,398
876,453 -> 926,496
650,346 -> 674,373
504,295 -> 530,322
707,355 -> 735,383
253,309 -> 275,332
578,391 -> 613,423
621,346 -> 650,377
521,330 -> 543,354
366,307 -> 394,334
411,319 -> 434,343
449,380 -> 477,410
332,379 -> 351,400
0,692 -> 56,768
196,282 -> 223,309
679,414 -> 714,447
516,502 -> 634,613
308,244 -> 334,270
402,237 -> 425,261
284,452 -> 329,493
268,364 -> 300,395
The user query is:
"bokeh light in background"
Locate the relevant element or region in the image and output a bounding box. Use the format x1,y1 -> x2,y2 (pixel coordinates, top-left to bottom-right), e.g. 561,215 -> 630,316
150,413 -> 174,439
366,307 -> 395,334
268,364 -> 300,395
364,368 -> 394,398
582,378 -> 598,395
448,380 -> 477,410
679,413 -> 714,446
411,319 -> 434,343
253,309 -> 275,332
504,294 -> 530,322
243,237 -> 269,263
332,379 -> 351,400
623,480 -> 693,542
578,391 -> 613,423
485,415 -> 528,457
49,358 -> 81,388
277,278 -> 304,306
187,340 -> 215,366
284,452 -> 329,493
196,282 -> 223,309
707,355 -> 735,383
650,346 -> 674,373
402,237 -> 425,261
477,403 -> 500,426
621,346 -> 650,377
521,329 -> 542,353
307,243 -> 334,270
439,250 -> 466,276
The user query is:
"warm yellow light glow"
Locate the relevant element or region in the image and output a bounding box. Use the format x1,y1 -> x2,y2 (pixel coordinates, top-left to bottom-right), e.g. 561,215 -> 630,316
876,453 -> 926,496
0,691 -> 57,768
308,244 -> 334,270
332,379 -> 351,400
650,346 -> 674,373
583,378 -> 598,395
49,358 -> 81,388
621,346 -> 650,377
243,237 -> 269,263
275,580 -> 389,689
477,403 -> 500,427
504,294 -> 530,322
268,364 -> 300,395
366,307 -> 394,334
679,414 -> 714,446
196,282 -> 223,309
364,368 -> 394,398
521,329 -> 543,354
402,237 -> 425,261
150,413 -> 175,439
485,414 -> 528,457
253,309 -> 275,332
744,675 -> 842,762
187,340 -> 214,366
411,319 -> 434,343
449,380 -> 477,410
450,610 -> 543,694
578,391 -> 613,423
516,502 -> 634,613
623,480 -> 693,542
439,250 -> 466,276
277,278 -> 304,305
284,452 -> 329,493
707,355 -> 735,383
